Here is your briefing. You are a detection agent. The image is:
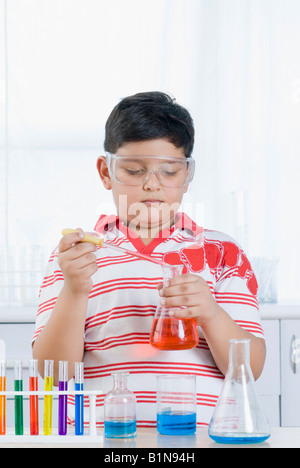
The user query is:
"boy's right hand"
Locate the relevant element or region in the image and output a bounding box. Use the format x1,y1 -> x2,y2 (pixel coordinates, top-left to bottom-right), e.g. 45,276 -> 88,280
58,228 -> 98,297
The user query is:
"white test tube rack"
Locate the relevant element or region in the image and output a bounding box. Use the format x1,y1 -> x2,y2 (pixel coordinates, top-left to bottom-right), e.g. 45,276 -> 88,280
0,389 -> 103,444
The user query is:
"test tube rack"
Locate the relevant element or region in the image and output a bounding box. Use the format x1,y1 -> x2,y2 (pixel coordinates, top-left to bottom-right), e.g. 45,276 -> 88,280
0,389 -> 103,444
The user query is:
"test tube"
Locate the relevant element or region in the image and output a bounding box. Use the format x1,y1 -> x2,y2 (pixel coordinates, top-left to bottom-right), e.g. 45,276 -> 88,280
29,359 -> 39,435
75,362 -> 84,435
58,361 -> 68,435
43,359 -> 54,435
0,361 -> 6,435
14,360 -> 23,435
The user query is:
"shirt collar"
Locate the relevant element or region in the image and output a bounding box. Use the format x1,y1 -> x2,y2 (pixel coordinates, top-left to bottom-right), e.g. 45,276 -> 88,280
94,212 -> 203,237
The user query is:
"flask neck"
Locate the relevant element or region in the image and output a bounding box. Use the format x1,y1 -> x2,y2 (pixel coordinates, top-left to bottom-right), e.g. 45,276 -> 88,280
162,264 -> 183,285
229,339 -> 250,367
112,372 -> 129,390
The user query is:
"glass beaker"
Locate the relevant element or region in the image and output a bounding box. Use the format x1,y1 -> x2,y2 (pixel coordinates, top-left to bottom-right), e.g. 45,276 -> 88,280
208,339 -> 271,444
150,264 -> 199,350
104,372 -> 137,438
156,374 -> 197,435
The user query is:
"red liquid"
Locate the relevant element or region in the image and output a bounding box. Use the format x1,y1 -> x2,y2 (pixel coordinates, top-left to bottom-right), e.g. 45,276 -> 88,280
29,376 -> 39,435
150,317 -> 199,350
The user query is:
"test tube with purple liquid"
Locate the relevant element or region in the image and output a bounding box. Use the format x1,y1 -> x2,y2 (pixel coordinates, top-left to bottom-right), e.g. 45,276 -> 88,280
58,361 -> 68,435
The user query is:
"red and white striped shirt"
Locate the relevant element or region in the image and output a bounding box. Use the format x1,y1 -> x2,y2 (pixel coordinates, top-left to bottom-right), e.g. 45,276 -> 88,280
33,212 -> 264,428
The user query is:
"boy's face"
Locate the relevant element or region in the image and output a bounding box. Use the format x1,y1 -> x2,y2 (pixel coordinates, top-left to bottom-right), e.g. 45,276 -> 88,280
97,139 -> 190,238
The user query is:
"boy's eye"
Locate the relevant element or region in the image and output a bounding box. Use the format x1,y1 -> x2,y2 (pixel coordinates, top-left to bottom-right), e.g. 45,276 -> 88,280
160,164 -> 183,177
125,167 -> 145,176
161,169 -> 178,177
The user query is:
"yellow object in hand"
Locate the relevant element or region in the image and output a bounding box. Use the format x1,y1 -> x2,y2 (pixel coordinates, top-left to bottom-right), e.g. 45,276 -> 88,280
61,228 -> 104,248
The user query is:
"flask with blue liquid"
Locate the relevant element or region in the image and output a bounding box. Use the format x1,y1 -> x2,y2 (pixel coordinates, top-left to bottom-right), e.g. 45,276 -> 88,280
104,372 -> 136,438
208,339 -> 271,444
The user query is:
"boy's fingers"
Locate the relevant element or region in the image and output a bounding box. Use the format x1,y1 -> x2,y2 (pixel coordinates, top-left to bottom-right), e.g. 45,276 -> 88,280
73,251 -> 97,270
59,228 -> 85,253
169,307 -> 198,319
160,294 -> 195,308
159,278 -> 200,298
165,274 -> 199,288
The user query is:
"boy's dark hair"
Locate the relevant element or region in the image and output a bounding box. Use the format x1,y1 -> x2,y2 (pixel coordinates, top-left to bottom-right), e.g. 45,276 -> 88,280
104,91 -> 194,158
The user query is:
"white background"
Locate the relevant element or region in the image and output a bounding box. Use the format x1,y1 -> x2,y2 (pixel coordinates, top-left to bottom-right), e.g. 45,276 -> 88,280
0,0 -> 299,304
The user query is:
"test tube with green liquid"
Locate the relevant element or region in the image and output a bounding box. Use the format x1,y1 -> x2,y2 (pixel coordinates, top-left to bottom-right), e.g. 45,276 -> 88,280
14,360 -> 23,435
43,359 -> 54,435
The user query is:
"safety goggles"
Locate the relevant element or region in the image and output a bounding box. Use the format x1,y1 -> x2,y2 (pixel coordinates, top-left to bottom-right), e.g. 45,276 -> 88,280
105,153 -> 195,188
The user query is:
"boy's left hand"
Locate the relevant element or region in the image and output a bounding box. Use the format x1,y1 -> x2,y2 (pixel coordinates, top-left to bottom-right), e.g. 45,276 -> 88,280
157,274 -> 220,326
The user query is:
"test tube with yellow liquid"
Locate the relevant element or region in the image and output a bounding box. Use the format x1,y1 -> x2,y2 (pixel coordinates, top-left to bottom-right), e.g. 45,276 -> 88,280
43,360 -> 54,435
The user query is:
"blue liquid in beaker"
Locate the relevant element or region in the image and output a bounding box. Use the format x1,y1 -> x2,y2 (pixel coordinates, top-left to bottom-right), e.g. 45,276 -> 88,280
104,420 -> 137,438
157,411 -> 196,435
209,434 -> 270,444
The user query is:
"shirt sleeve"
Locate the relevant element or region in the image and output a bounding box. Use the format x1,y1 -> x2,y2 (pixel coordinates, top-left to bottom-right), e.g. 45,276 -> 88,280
213,239 -> 264,339
32,247 -> 64,343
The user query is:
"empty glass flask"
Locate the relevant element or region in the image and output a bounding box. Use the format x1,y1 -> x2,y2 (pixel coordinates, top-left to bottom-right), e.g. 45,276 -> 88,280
150,264 -> 199,350
208,339 -> 271,444
104,372 -> 136,438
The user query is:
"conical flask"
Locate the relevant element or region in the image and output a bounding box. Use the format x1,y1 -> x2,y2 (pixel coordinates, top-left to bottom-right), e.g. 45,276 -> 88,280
208,339 -> 270,444
104,372 -> 137,438
150,264 -> 199,350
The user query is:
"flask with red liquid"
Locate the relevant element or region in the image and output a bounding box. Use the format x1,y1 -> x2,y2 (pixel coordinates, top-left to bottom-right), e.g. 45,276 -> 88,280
150,264 -> 199,350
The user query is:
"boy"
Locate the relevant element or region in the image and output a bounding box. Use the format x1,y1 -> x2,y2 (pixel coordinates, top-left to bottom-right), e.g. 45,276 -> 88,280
32,91 -> 266,428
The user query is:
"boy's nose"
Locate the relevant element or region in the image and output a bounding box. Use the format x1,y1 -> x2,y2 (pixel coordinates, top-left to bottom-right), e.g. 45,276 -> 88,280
143,170 -> 161,190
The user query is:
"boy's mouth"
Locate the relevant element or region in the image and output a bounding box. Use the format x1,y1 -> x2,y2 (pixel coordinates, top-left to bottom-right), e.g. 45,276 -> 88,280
142,199 -> 163,207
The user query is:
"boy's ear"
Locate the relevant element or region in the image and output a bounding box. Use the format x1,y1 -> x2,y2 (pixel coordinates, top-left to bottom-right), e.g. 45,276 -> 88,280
97,156 -> 112,190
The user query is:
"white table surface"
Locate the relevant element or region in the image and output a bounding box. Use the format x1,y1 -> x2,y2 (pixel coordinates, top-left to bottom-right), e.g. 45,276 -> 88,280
0,427 -> 299,448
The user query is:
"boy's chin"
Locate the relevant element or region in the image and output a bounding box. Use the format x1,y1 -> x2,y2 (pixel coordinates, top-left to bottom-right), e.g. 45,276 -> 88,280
121,201 -> 180,233
127,214 -> 173,233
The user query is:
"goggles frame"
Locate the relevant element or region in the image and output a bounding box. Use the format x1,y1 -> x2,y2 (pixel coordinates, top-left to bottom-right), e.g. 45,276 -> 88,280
105,152 -> 195,188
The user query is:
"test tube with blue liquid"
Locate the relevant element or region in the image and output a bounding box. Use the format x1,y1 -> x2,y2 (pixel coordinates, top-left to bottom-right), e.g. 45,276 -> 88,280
75,362 -> 84,435
43,359 -> 54,435
58,360 -> 68,435
14,360 -> 23,435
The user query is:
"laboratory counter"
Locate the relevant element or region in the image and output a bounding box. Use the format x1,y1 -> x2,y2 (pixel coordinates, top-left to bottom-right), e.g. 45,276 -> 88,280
0,427 -> 300,448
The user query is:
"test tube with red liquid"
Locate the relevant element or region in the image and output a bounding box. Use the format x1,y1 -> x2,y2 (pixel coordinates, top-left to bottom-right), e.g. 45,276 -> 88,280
29,359 -> 39,435
0,361 -> 6,435
58,360 -> 68,435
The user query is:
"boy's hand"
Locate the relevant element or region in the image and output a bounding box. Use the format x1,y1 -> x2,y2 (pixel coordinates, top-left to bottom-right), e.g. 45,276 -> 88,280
58,228 -> 98,297
157,274 -> 220,326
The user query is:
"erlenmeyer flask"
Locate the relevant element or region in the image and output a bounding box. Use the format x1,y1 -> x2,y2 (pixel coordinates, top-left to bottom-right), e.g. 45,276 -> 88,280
208,339 -> 270,444
150,264 -> 199,350
104,372 -> 137,438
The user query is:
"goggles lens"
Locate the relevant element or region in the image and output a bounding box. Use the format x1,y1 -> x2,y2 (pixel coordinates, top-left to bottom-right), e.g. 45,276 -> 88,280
106,154 -> 195,187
